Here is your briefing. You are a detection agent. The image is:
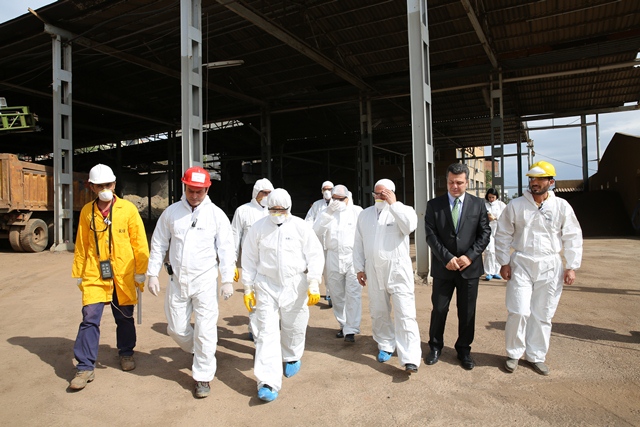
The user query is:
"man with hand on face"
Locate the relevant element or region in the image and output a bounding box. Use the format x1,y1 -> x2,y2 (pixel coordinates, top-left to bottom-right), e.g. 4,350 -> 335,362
312,184 -> 363,342
424,163 -> 491,371
70,164 -> 149,391
231,178 -> 274,341
353,179 -> 422,373
241,188 -> 324,403
496,161 -> 582,376
145,166 -> 236,399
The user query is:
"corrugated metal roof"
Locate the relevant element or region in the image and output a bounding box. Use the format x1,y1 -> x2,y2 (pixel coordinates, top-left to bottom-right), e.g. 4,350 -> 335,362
0,0 -> 638,170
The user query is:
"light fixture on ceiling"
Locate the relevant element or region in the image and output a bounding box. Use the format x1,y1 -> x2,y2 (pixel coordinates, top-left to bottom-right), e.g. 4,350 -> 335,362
203,60 -> 245,69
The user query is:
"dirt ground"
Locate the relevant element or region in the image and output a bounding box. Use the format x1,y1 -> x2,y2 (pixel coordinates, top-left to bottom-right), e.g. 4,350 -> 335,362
1,237 -> 639,426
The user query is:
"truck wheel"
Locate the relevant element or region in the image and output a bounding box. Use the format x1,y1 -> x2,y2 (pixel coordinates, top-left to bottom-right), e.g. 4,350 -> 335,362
19,218 -> 48,253
9,226 -> 24,252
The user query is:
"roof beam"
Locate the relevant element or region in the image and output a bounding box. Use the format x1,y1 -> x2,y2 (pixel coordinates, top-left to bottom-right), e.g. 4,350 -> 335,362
459,0 -> 499,69
216,0 -> 373,91
43,23 -> 266,107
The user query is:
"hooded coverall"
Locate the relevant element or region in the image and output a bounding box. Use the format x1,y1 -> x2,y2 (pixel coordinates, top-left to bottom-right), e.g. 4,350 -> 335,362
495,190 -> 582,363
72,197 -> 149,370
147,195 -> 235,382
313,203 -> 363,335
231,197 -> 270,338
242,212 -> 324,392
353,202 -> 422,367
483,199 -> 507,276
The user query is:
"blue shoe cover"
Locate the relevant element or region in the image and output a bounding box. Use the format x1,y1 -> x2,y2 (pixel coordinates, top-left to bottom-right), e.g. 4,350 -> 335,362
485,275 -> 493,281
258,385 -> 278,402
493,274 -> 502,280
284,360 -> 301,378
377,350 -> 392,363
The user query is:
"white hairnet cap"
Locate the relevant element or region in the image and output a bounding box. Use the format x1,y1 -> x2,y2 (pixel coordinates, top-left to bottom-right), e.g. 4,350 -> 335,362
374,178 -> 396,192
267,188 -> 292,213
332,184 -> 349,198
321,181 -> 334,190
252,178 -> 274,199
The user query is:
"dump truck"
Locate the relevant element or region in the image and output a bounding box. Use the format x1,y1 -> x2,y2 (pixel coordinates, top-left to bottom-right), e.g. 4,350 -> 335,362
0,153 -> 93,252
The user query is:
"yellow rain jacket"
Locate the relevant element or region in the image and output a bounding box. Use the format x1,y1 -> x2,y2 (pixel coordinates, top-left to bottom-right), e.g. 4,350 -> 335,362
72,196 -> 149,307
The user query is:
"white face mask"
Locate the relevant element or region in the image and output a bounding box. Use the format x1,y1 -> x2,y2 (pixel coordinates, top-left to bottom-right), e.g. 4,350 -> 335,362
323,190 -> 332,200
259,197 -> 268,207
98,189 -> 114,202
269,213 -> 287,225
375,200 -> 386,211
336,201 -> 347,212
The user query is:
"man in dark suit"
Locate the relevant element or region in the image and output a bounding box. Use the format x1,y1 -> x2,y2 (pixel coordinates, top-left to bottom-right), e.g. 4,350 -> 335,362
424,163 -> 491,370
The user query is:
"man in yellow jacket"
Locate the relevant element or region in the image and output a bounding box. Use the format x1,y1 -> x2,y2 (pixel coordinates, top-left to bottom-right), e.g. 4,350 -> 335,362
69,164 -> 149,391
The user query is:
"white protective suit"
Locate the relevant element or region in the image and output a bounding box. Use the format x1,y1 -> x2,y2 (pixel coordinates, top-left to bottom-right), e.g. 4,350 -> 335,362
313,194 -> 363,335
242,189 -> 324,392
146,195 -> 235,382
231,178 -> 274,337
495,190 -> 582,363
231,178 -> 274,260
353,200 -> 422,367
483,199 -> 507,276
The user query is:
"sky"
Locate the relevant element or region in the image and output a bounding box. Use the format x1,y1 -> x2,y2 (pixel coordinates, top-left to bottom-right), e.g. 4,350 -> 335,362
4,2 -> 640,190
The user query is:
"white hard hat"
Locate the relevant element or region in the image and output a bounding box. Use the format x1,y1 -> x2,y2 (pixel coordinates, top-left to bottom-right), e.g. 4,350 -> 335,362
88,164 -> 116,184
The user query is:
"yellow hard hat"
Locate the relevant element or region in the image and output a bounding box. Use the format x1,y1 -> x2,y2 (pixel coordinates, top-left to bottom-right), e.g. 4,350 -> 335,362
526,160 -> 556,178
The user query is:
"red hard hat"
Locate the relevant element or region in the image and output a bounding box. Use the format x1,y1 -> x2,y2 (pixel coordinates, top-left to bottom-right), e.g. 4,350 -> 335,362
181,166 -> 211,188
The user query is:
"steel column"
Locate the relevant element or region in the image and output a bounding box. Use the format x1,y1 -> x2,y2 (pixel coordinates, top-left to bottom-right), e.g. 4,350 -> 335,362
408,0 -> 435,278
51,34 -> 74,252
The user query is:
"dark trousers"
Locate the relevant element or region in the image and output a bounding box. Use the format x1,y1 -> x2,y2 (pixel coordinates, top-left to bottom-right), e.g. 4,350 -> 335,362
428,275 -> 479,355
73,289 -> 136,371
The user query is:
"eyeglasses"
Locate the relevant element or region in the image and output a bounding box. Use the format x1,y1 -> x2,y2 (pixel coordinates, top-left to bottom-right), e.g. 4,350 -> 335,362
268,207 -> 288,214
332,197 -> 346,201
538,204 -> 552,222
371,192 -> 383,197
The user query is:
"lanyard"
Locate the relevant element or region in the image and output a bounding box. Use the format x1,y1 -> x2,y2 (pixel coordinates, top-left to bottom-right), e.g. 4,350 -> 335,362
91,199 -> 113,259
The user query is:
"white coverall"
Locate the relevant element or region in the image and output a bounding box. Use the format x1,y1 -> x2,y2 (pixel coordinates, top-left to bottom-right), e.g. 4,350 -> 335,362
231,196 -> 270,338
304,198 -> 330,225
313,203 -> 363,335
242,213 -> 324,392
146,195 -> 235,382
353,202 -> 422,367
483,199 -> 507,276
495,190 -> 582,363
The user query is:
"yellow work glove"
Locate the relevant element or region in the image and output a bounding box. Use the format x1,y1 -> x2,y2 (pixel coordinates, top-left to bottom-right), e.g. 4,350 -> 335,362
234,267 -> 240,282
243,284 -> 256,312
307,279 -> 321,306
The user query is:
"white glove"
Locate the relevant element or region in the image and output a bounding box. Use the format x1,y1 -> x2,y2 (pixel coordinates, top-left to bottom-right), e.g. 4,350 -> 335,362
220,282 -> 234,300
134,274 -> 146,283
308,279 -> 320,295
327,200 -> 340,213
75,278 -> 82,287
148,276 -> 160,297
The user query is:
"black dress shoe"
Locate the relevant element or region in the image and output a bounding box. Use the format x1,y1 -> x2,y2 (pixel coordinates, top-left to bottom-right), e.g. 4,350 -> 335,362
458,353 -> 475,370
425,349 -> 440,365
405,363 -> 418,373
344,334 -> 355,343
336,329 -> 344,338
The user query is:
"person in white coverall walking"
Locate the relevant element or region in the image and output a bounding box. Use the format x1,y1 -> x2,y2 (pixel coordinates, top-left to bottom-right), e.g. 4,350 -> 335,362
145,166 -> 236,398
241,188 -> 324,402
353,179 -> 422,373
312,184 -> 363,342
305,180 -> 334,305
495,161 -> 582,376
483,188 -> 507,280
231,178 -> 274,341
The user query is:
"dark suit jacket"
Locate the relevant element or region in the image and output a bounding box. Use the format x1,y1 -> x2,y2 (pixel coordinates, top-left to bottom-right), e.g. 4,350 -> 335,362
425,193 -> 491,280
